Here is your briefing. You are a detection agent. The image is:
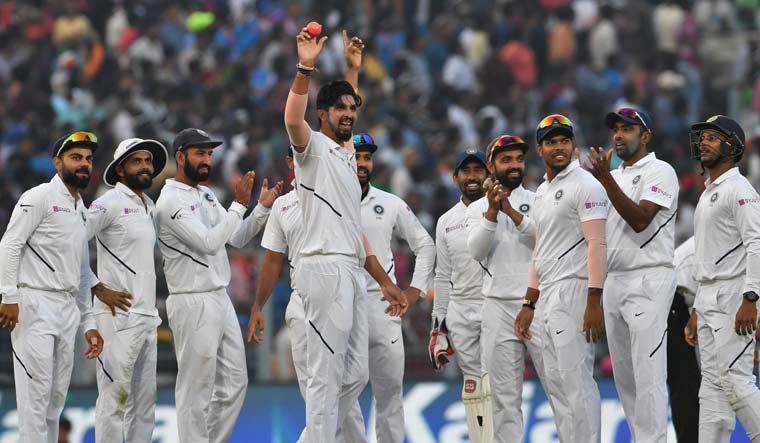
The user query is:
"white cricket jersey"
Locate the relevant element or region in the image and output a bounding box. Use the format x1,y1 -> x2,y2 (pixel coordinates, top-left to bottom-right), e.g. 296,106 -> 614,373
607,153 -> 679,271
693,167 -> 760,295
360,185 -> 435,294
533,160 -> 609,286
465,185 -> 536,300
0,174 -> 96,331
433,201 -> 485,320
293,130 -> 364,264
674,236 -> 697,299
86,182 -> 158,317
261,188 -> 306,287
155,178 -> 270,295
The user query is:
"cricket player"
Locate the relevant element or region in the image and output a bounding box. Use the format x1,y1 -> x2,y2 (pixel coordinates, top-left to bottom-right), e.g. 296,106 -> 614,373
432,148 -> 489,442
684,115 -> 760,442
155,128 -> 282,442
671,236 -> 701,443
340,133 -> 435,443
0,132 -> 106,442
585,107 -> 679,442
515,114 -> 606,443
86,137 -> 168,441
283,27 -> 407,442
247,148 -> 308,398
466,135 -> 553,441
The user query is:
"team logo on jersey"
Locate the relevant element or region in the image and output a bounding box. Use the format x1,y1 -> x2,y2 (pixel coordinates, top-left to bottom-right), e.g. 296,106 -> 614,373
710,193 -> 719,203
519,203 -> 530,213
204,193 -> 214,202
632,175 -> 641,185
374,205 -> 384,215
554,190 -> 563,200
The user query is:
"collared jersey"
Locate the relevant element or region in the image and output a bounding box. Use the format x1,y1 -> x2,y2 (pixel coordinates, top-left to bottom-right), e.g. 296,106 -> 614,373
0,174 -> 96,330
533,160 -> 609,286
693,167 -> 760,295
674,236 -> 697,299
433,201 -> 485,320
465,185 -> 536,300
607,153 -> 679,271
87,182 -> 158,317
261,189 -> 305,287
155,178 -> 270,295
360,185 -> 435,294
293,130 -> 365,264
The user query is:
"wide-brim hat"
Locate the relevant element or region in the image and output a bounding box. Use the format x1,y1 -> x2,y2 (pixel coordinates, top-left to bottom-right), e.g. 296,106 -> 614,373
104,138 -> 168,187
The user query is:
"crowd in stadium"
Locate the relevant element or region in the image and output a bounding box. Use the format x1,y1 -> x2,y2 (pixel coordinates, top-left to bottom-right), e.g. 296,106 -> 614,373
1,0 -> 760,384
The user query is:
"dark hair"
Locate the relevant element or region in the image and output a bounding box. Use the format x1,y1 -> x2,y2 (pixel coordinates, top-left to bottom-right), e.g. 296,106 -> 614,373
316,80 -> 363,111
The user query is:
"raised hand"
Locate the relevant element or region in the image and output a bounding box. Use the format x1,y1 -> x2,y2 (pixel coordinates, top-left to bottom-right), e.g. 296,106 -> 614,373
234,171 -> 255,207
587,147 -> 614,183
342,30 -> 364,71
297,27 -> 328,68
258,179 -> 284,208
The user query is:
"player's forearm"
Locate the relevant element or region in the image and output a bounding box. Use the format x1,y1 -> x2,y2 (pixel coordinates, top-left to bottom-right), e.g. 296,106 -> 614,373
284,73 -> 311,147
582,219 -> 607,289
252,254 -> 283,311
601,178 -> 651,232
345,67 -> 359,90
364,254 -> 393,288
525,261 -> 540,303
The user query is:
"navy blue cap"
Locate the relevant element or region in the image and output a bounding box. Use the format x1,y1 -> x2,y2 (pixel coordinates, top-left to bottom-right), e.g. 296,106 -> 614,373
352,133 -> 377,153
454,148 -> 487,171
172,128 -> 223,152
691,115 -> 745,147
605,107 -> 653,132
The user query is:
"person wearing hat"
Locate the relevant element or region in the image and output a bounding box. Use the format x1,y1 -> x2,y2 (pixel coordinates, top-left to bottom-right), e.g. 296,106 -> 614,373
340,133 -> 435,443
684,115 -> 760,442
85,137 -> 168,441
284,26 -> 409,442
431,148 -> 489,442
515,114 -> 607,443
155,128 -> 282,442
0,132 -> 105,442
584,107 -> 680,442
466,135 -> 554,442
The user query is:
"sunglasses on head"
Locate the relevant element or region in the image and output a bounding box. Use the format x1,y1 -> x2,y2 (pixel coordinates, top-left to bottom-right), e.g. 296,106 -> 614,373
537,114 -> 572,130
352,133 -> 374,146
617,108 -> 650,131
64,131 -> 98,144
489,135 -> 526,161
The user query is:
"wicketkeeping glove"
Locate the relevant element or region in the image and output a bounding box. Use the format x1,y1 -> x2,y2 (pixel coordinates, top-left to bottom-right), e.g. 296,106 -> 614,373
428,317 -> 455,371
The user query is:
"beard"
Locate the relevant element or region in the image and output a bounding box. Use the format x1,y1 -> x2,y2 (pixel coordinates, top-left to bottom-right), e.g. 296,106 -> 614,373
357,167 -> 371,187
332,118 -> 354,142
185,160 -> 210,182
460,180 -> 485,201
123,170 -> 153,190
614,138 -> 640,161
61,166 -> 91,189
494,167 -> 523,190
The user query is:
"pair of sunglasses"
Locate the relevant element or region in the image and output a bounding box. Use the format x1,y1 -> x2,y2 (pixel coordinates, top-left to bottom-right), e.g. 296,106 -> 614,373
537,114 -> 573,130
616,108 -> 650,131
64,131 -> 98,145
352,133 -> 374,146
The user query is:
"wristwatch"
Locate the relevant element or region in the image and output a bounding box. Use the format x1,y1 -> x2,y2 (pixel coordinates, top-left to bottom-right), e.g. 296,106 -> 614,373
743,291 -> 759,303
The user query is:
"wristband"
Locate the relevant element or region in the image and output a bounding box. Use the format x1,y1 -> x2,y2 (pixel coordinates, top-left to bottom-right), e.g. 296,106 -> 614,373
297,63 -> 315,76
522,299 -> 536,310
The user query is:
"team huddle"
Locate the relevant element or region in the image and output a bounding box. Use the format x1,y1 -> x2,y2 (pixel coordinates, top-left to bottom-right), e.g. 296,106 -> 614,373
0,27 -> 759,443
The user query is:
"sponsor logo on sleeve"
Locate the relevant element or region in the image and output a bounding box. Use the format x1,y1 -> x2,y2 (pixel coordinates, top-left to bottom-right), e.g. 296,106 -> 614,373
650,186 -> 673,199
584,201 -> 608,209
445,223 -> 465,233
90,203 -> 107,213
123,208 -> 142,215
738,197 -> 760,206
52,205 -> 72,213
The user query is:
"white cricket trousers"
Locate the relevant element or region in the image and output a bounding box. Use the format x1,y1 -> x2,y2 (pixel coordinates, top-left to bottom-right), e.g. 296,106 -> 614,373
535,278 -> 601,443
11,288 -> 80,443
481,297 -> 551,442
695,278 -> 760,443
94,312 -> 158,442
604,267 -> 675,443
286,290 -> 308,399
166,289 -> 248,443
447,300 -> 483,377
342,290 -> 405,443
295,255 -> 369,443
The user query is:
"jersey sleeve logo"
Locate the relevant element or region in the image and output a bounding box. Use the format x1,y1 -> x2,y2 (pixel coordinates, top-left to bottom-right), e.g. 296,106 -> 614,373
554,190 -> 563,200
